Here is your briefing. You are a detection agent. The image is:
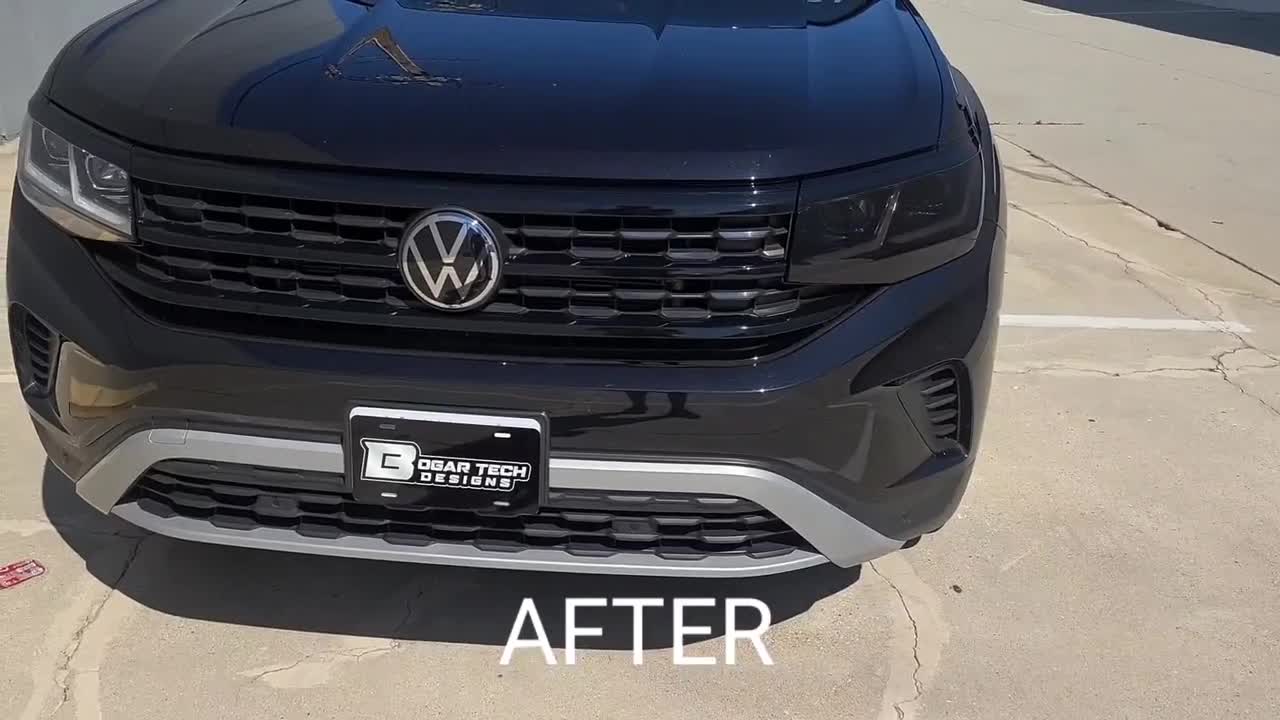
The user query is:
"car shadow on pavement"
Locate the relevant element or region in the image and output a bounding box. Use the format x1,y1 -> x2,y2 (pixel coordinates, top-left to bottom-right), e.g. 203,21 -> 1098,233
43,462 -> 862,650
1023,0 -> 1280,57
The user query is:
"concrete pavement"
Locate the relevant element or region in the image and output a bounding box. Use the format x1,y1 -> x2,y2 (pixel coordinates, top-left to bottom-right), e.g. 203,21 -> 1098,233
918,0 -> 1280,282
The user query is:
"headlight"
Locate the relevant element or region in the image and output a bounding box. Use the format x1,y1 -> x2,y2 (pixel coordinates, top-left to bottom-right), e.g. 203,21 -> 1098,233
789,152 -> 986,284
17,116 -> 132,242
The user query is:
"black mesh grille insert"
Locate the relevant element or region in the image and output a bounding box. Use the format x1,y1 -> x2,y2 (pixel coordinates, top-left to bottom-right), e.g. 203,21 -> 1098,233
87,181 -> 869,363
127,460 -> 811,561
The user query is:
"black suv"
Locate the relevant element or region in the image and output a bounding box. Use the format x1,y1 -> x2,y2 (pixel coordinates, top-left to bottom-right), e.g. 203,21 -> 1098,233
9,0 -> 1004,577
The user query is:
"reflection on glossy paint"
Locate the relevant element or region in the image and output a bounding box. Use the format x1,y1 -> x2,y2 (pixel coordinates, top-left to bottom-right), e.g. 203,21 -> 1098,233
396,0 -> 870,28
59,344 -> 156,421
67,378 -> 155,419
326,26 -> 461,86
408,0 -> 498,13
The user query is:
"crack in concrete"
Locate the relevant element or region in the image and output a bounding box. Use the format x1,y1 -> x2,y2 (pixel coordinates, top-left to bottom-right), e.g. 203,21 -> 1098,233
1010,200 -> 1276,355
1008,202 -> 1280,417
48,535 -> 147,718
999,360 -> 1280,378
998,365 -> 1223,378
1010,202 -> 1202,318
244,657 -> 308,683
1186,284 -> 1280,416
1219,288 -> 1280,309
337,645 -> 397,660
1205,328 -> 1280,419
1005,165 -> 1074,186
997,134 -> 1280,290
244,644 -> 396,684
869,561 -> 922,720
241,581 -> 424,686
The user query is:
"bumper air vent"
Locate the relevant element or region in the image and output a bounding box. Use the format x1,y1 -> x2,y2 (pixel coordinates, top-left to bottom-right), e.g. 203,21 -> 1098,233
918,367 -> 960,442
9,307 -> 59,395
895,364 -> 967,452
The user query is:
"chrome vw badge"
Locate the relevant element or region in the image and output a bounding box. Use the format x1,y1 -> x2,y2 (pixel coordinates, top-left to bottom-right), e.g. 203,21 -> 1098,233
398,208 -> 503,312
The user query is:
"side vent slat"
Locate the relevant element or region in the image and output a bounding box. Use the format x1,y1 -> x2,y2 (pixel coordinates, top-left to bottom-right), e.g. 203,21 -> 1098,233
927,409 -> 958,423
931,423 -> 958,438
923,395 -> 956,411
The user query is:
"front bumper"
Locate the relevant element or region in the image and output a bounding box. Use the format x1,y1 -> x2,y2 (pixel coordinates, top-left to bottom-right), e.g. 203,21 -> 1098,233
9,183 -> 1004,576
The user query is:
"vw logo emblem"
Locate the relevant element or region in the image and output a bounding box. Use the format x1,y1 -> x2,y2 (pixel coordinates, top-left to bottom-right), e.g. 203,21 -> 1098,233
398,208 -> 504,312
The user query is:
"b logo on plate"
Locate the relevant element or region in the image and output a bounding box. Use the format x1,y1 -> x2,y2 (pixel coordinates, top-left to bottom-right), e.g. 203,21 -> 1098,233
360,439 -> 418,481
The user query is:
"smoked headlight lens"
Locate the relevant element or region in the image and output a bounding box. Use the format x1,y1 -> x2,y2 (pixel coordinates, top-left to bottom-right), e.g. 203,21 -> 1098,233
789,153 -> 986,285
17,116 -> 132,242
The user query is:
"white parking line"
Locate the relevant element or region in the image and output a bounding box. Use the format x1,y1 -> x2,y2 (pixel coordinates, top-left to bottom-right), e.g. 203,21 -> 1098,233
1000,314 -> 1251,333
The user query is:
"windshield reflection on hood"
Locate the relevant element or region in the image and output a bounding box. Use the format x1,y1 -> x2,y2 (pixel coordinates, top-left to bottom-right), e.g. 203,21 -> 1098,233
391,0 -> 872,29
325,26 -> 463,86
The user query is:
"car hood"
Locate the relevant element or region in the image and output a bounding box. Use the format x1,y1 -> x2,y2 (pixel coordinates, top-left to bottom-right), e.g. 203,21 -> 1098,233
48,0 -> 945,182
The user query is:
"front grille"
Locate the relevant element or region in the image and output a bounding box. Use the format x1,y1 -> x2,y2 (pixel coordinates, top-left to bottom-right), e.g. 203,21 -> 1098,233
127,460 -> 811,561
88,180 -> 867,363
134,182 -> 792,265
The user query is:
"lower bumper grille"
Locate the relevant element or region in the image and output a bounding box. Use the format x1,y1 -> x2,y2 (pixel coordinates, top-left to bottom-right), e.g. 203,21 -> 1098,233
127,460 -> 812,562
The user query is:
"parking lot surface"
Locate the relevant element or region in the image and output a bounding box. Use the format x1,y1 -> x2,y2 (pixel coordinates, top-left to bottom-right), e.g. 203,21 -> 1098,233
2,2 -> 1279,718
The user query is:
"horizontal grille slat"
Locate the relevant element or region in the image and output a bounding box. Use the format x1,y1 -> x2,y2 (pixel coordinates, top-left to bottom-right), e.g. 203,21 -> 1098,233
109,180 -> 870,363
921,378 -> 957,396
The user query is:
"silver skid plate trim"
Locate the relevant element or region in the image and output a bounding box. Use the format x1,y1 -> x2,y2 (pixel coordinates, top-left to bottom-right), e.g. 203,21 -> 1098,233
112,503 -> 830,578
78,429 -> 902,576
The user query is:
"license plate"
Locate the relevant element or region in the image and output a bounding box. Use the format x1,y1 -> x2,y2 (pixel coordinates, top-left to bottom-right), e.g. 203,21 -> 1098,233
347,405 -> 548,515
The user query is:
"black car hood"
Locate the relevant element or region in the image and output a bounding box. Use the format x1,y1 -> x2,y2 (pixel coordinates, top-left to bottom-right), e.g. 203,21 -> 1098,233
48,0 -> 945,181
